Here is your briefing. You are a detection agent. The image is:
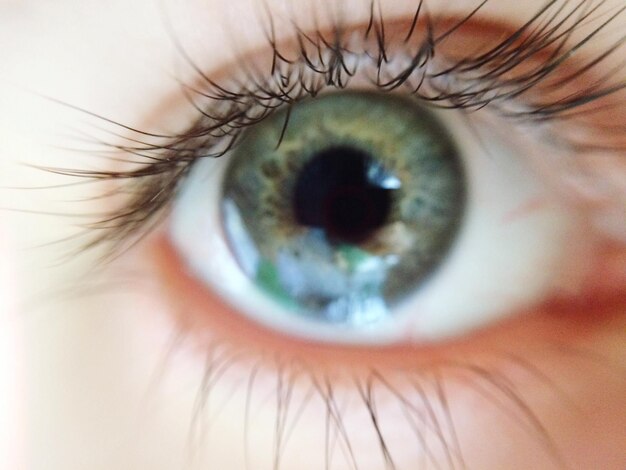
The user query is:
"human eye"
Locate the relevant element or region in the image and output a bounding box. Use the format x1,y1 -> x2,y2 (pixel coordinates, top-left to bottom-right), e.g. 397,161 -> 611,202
2,1 -> 625,469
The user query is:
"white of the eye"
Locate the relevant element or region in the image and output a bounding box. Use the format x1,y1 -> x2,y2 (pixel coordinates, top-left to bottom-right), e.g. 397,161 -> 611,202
398,111 -> 589,341
169,107 -> 591,345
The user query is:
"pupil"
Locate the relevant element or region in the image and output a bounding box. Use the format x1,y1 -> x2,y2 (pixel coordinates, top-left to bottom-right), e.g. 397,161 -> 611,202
293,146 -> 395,243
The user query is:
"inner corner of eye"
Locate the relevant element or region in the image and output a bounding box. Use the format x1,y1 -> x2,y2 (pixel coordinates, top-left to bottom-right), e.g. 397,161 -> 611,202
166,90 -> 578,346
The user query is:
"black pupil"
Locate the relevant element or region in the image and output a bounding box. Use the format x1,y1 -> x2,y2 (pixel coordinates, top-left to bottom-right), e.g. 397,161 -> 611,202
293,146 -> 395,243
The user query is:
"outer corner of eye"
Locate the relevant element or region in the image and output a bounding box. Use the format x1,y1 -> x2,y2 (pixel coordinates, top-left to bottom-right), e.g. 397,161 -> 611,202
165,91 -> 590,347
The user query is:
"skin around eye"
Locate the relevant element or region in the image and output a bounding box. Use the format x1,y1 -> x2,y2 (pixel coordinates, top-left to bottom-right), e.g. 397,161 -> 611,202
0,1 -> 624,470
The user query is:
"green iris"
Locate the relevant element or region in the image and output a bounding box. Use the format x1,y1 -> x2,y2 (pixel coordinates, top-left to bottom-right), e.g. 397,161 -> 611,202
220,91 -> 465,326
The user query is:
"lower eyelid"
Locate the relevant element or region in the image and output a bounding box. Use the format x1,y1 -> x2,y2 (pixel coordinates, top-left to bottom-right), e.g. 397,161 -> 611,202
117,229 -> 626,469
144,227 -> 626,377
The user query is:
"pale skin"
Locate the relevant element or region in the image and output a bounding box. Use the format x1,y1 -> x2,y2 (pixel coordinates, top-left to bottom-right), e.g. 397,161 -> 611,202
0,0 -> 625,469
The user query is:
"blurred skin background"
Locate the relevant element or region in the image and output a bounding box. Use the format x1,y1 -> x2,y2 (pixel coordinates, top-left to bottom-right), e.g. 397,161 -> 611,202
0,0 -> 625,469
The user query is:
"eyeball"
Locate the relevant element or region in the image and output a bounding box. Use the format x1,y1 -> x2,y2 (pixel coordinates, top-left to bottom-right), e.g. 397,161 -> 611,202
170,91 -> 588,345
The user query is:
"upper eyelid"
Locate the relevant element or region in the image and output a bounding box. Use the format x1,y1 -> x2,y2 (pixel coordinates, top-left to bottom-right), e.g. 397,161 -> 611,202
174,5 -> 625,125
172,0 -> 626,75
50,1 -> 626,257
101,1 -> 626,152
161,7 -> 626,174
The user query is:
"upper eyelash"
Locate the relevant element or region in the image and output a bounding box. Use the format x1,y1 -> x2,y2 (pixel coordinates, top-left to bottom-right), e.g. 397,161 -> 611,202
44,0 -> 625,259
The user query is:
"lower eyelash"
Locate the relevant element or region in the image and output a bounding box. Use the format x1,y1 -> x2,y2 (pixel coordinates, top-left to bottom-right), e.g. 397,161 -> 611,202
65,236 -> 621,470
168,334 -> 592,470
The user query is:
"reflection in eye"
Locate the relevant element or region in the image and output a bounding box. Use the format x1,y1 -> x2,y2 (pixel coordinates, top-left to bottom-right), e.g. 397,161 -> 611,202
41,0 -> 626,468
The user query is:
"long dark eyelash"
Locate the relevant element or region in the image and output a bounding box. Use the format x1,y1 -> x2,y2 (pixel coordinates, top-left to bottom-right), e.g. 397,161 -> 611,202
171,336 -> 602,470
41,0 -> 625,260
31,0 -> 618,264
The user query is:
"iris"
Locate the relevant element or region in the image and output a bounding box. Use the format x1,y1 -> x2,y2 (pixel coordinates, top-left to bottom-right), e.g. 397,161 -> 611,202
221,92 -> 465,326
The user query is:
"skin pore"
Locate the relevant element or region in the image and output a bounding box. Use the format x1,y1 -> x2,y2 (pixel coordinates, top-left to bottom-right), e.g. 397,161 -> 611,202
0,0 -> 625,469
